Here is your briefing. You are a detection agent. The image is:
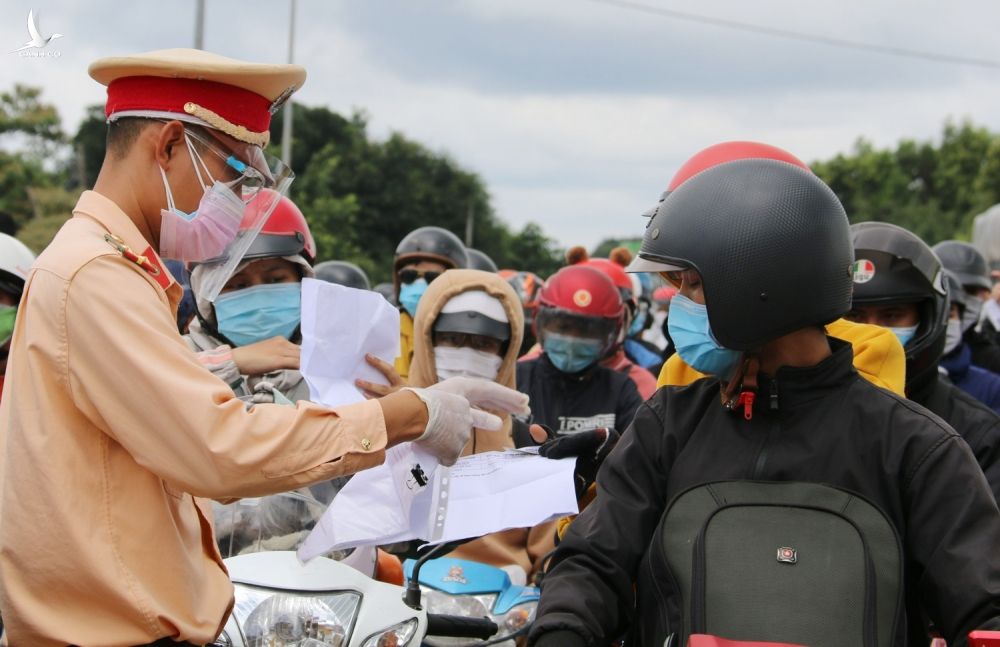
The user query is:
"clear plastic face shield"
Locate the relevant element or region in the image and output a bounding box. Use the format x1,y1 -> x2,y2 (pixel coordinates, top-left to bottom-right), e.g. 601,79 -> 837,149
181,126 -> 296,303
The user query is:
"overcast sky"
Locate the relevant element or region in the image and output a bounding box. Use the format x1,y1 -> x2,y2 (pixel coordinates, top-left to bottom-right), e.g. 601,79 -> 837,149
3,0 -> 1000,251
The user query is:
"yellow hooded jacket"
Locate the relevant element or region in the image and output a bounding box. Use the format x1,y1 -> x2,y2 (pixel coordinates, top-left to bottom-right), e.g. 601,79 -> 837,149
408,269 -> 556,576
658,318 -> 906,396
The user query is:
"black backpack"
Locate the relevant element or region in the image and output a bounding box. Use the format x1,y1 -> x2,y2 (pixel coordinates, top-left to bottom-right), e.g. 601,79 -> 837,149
657,480 -> 903,647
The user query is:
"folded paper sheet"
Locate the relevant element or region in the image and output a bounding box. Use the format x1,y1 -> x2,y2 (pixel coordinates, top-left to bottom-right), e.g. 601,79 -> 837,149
299,446 -> 578,561
299,278 -> 400,408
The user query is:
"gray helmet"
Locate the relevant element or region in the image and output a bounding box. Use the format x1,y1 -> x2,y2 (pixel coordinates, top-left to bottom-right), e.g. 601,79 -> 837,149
314,261 -> 371,291
629,159 -> 853,350
465,248 -> 498,273
943,268 -> 973,320
850,222 -> 947,389
931,240 -> 991,292
394,227 -> 468,274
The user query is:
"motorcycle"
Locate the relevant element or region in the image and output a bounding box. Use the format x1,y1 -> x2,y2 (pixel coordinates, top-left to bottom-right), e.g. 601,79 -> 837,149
210,491 -> 499,647
403,551 -> 539,646
686,633 -> 1000,647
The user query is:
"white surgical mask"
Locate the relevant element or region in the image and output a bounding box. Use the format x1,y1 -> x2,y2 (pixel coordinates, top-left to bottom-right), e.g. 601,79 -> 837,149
944,318 -> 963,355
435,346 -> 503,382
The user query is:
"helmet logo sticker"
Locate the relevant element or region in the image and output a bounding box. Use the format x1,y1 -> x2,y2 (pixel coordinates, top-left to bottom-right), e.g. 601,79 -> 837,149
851,259 -> 876,284
573,289 -> 593,308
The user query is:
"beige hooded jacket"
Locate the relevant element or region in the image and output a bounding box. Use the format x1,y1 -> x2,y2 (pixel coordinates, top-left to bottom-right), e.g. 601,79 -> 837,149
409,269 -> 555,577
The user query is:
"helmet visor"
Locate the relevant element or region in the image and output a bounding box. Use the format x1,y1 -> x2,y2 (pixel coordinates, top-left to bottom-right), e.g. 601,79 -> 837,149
535,306 -> 618,352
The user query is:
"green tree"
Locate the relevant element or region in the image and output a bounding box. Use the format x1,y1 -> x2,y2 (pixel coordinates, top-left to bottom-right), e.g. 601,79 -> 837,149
811,119 -> 1000,245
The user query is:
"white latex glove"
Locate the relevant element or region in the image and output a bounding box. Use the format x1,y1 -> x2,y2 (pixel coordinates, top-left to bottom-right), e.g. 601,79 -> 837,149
428,377 -> 531,417
405,377 -> 531,466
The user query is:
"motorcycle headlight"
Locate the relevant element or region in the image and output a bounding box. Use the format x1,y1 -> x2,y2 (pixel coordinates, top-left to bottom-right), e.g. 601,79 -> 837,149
359,618 -> 419,647
421,588 -> 503,646
232,584 -> 360,646
421,587 -> 496,619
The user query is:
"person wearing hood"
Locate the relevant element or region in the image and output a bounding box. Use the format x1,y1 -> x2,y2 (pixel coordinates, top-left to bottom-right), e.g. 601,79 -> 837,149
411,269 -> 556,579
185,194 -> 314,404
940,269 -> 1000,414
933,240 -> 1000,374
358,269 -> 556,579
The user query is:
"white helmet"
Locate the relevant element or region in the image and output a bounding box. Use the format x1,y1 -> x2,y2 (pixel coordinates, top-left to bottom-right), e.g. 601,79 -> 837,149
0,234 -> 35,297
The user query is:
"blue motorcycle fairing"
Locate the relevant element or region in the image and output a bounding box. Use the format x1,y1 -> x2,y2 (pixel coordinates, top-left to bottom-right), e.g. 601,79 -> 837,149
403,557 -> 539,614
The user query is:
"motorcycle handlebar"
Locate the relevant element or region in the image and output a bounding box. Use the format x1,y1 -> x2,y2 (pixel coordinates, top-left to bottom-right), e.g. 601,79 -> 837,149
425,613 -> 499,640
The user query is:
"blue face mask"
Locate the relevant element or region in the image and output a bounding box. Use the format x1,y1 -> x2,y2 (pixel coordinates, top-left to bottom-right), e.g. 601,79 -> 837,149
543,332 -> 604,374
628,310 -> 647,337
667,293 -> 742,377
399,279 -> 428,318
215,283 -> 302,348
889,324 -> 919,348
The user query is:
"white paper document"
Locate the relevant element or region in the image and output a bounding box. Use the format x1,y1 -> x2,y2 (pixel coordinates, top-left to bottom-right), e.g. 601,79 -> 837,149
299,278 -> 400,408
298,446 -> 578,561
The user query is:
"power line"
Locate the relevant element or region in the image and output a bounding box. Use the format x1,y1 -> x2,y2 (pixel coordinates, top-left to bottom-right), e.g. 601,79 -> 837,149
582,0 -> 1000,70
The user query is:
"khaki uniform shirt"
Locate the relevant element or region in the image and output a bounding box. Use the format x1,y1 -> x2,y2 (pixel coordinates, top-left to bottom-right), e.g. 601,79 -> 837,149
0,191 -> 389,646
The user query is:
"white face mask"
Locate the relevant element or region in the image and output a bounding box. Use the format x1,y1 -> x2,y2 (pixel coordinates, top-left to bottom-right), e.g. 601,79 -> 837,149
435,346 -> 503,382
944,318 -> 963,355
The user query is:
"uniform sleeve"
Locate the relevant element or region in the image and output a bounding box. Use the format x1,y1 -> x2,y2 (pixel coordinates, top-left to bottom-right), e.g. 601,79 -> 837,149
529,399 -> 672,645
903,434 -> 1000,643
63,255 -> 389,499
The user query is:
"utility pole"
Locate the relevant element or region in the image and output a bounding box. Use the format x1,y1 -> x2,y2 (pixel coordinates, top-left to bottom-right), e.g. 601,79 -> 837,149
280,0 -> 297,167
465,204 -> 475,247
193,0 -> 205,49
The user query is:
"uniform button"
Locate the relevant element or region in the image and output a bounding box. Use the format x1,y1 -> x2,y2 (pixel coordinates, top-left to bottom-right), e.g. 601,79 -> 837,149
361,438 -> 372,450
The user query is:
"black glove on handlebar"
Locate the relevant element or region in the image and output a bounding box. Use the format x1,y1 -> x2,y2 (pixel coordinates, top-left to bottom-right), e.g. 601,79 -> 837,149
538,427 -> 620,498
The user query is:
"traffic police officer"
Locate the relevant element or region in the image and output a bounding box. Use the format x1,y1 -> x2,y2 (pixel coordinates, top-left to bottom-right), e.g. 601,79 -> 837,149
0,48 -> 527,646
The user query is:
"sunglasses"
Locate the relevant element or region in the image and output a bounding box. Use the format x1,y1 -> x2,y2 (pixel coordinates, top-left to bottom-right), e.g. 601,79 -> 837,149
661,268 -> 700,288
398,269 -> 442,285
433,331 -> 504,355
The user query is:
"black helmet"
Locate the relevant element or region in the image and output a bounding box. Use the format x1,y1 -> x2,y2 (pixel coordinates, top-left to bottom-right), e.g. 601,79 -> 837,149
465,248 -> 498,273
931,240 -> 991,292
373,282 -> 396,306
850,222 -> 947,389
628,158 -> 853,350
314,261 -> 371,291
394,227 -> 468,274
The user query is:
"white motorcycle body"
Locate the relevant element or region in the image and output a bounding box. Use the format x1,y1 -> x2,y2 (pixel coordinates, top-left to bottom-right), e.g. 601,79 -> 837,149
217,550 -> 427,647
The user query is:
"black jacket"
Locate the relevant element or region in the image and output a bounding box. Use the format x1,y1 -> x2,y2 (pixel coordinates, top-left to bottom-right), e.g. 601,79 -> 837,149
908,365 -> 1000,503
515,354 -> 644,436
530,340 -> 1000,647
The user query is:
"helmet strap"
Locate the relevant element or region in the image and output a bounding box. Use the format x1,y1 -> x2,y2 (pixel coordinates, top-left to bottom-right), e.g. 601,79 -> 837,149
721,353 -> 758,421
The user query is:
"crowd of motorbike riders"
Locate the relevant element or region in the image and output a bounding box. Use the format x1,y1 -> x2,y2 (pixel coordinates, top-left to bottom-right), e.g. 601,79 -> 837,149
2,140 -> 1000,645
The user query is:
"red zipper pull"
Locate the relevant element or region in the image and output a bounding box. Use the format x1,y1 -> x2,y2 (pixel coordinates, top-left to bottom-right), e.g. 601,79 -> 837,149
737,390 -> 755,421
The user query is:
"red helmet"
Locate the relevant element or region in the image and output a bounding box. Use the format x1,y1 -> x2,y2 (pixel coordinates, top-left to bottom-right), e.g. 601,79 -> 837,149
666,141 -> 810,193
535,265 -> 624,355
580,258 -> 634,302
241,191 -> 316,264
653,285 -> 677,304
629,142 -> 811,275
